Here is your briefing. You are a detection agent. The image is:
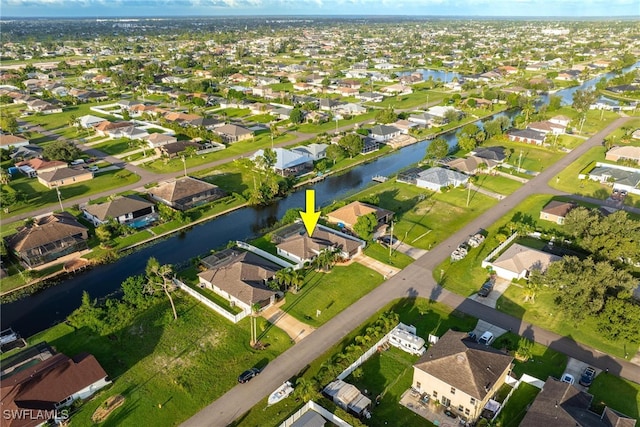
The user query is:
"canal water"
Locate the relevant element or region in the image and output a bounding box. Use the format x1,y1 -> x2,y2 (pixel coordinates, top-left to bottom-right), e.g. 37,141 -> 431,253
4,63 -> 638,337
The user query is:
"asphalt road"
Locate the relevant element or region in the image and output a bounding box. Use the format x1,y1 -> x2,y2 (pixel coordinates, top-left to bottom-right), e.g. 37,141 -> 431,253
182,116 -> 640,427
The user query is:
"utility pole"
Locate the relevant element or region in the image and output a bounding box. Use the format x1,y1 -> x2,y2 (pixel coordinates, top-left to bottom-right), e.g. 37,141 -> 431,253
579,115 -> 586,135
56,187 -> 64,212
335,116 -> 339,134
517,149 -> 523,173
466,182 -> 471,207
181,155 -> 187,177
388,221 -> 394,258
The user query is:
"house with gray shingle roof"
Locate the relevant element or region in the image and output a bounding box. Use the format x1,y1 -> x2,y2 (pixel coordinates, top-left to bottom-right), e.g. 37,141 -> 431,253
82,195 -> 157,228
197,249 -> 280,314
484,243 -> 561,281
147,176 -> 226,211
275,224 -> 365,265
412,330 -> 514,424
415,167 -> 469,191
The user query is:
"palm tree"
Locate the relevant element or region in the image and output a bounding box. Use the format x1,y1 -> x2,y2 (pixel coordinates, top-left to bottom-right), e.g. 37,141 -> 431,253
145,257 -> 178,320
274,268 -> 293,290
250,302 -> 261,347
289,269 -> 305,293
293,377 -> 318,403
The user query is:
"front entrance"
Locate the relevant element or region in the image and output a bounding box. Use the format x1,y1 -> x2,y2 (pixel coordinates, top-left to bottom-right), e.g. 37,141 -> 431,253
441,396 -> 451,407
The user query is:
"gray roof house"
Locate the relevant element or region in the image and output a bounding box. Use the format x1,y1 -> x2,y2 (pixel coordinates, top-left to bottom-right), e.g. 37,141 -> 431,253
82,195 -> 157,228
197,249 -> 280,314
415,167 -> 469,191
148,176 -> 226,211
520,377 -> 636,427
252,148 -> 314,176
292,143 -> 328,161
370,125 -> 402,142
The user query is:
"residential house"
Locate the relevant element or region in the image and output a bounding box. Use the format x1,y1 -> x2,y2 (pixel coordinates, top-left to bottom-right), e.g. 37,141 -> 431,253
9,144 -> 43,161
584,164 -> 640,195
93,121 -> 134,137
323,380 -> 371,419
485,243 -> 561,281
197,249 -> 280,314
408,112 -> 432,127
549,115 -> 571,128
472,146 -> 507,163
214,124 -> 254,143
528,120 -> 566,135
252,147 -> 314,176
605,146 -> 640,164
507,128 -> 546,145
16,158 -> 67,178
335,103 -> 367,117
111,125 -> 149,140
163,112 -> 201,125
539,200 -> 576,224
147,133 -> 178,149
520,377 -> 637,427
1,349 -> 111,427
412,330 -> 514,423
0,134 -> 29,149
319,98 -> 341,112
147,176 -> 226,211
82,195 -> 157,228
370,125 -> 402,142
292,143 -> 328,161
6,212 -> 89,268
187,117 -> 223,130
415,167 -> 469,191
381,83 -> 412,95
27,99 -> 63,114
37,167 -> 94,189
356,92 -> 384,103
275,224 -> 365,265
445,156 -> 497,175
326,201 -> 394,231
78,114 -> 106,129
392,119 -> 418,133
158,140 -> 201,158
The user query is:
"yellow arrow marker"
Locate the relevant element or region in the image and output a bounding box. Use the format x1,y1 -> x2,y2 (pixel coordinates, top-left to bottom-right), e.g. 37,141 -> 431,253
299,189 -> 320,236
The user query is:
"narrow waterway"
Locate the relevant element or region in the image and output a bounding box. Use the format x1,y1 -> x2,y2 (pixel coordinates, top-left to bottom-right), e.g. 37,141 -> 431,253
4,62 -> 638,336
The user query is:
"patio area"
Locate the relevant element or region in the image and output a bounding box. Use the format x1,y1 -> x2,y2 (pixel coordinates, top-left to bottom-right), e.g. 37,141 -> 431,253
399,388 -> 462,427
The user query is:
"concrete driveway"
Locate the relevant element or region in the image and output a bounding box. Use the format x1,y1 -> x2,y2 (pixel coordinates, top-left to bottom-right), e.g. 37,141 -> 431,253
393,242 -> 428,260
353,254 -> 400,279
260,306 -> 315,343
564,357 -> 601,392
468,278 -> 511,309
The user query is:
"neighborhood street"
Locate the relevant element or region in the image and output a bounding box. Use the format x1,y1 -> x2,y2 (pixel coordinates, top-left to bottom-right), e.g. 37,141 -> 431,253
182,117 -> 639,427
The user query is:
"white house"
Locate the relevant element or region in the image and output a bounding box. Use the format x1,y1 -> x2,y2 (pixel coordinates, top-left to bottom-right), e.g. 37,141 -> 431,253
485,243 -> 561,281
415,167 -> 469,191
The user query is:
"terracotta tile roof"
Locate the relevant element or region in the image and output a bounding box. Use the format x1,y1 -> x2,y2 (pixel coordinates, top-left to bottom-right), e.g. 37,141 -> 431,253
7,212 -> 88,253
16,158 -> 67,171
82,195 -> 154,221
413,330 -> 513,400
327,201 -> 393,228
1,352 -> 109,427
198,250 -> 278,306
93,121 -> 133,131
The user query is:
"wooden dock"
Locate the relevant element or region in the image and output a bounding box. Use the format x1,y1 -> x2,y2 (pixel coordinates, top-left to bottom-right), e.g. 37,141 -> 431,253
372,175 -> 388,183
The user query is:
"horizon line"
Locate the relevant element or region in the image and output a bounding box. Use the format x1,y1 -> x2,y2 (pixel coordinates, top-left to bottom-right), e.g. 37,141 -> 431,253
2,14 -> 639,19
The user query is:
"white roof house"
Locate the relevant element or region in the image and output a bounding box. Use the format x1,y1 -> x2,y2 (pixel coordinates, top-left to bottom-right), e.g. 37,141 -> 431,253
415,167 -> 469,191
252,148 -> 314,175
78,115 -> 106,129
292,143 -> 328,161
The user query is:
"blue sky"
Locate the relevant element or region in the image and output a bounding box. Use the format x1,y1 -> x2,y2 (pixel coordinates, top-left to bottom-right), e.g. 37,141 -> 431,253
1,0 -> 638,17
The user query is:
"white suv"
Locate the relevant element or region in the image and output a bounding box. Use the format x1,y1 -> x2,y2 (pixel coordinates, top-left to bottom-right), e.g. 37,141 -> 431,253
478,331 -> 494,346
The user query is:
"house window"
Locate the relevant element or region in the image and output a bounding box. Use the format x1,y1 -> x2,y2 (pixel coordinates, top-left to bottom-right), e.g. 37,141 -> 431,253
450,387 -> 456,395
470,397 -> 476,405
458,405 -> 464,412
465,408 -> 470,416
416,382 -> 421,390
441,396 -> 451,407
432,391 -> 438,398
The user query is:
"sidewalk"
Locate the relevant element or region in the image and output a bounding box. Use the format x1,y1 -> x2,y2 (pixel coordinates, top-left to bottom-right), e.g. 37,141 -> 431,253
353,253 -> 400,279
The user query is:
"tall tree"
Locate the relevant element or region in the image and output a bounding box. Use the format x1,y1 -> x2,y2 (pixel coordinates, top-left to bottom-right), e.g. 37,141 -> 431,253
353,212 -> 377,241
338,134 -> 364,158
289,107 -> 304,124
42,140 -> 82,161
425,137 -> 449,163
572,89 -> 597,114
145,257 -> 178,320
325,144 -> 345,165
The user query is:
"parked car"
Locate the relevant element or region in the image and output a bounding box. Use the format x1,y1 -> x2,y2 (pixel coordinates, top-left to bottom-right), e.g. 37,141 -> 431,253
477,282 -> 494,297
379,235 -> 398,246
561,373 -> 575,385
238,367 -> 261,383
88,165 -> 99,172
478,331 -> 494,346
579,367 -> 596,387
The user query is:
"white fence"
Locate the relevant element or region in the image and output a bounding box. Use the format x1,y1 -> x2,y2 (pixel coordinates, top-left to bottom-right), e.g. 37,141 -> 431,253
173,278 -> 247,324
481,232 -> 518,268
279,401 -> 352,427
235,241 -> 297,269
337,323 -> 413,381
491,373 -> 543,422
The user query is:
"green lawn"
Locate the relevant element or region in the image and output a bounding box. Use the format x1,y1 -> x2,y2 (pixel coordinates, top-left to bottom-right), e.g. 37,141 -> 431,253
91,138 -> 138,156
140,132 -> 296,174
19,102 -> 115,133
281,263 -> 384,327
366,89 -> 447,110
234,297 -> 477,427
492,333 -> 567,380
497,285 -> 638,360
216,107 -> 251,118
494,383 -> 540,427
473,174 -> 523,195
342,179 -> 497,250
589,373 -> 640,419
194,160 -> 265,195
485,138 -> 565,172
364,242 -> 415,269
1,169 -> 140,219
17,294 -> 292,427
250,113 -> 276,123
549,146 -> 617,200
297,111 -> 377,134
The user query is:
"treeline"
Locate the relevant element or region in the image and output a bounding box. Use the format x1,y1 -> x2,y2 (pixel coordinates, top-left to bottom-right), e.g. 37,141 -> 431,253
530,207 -> 640,343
